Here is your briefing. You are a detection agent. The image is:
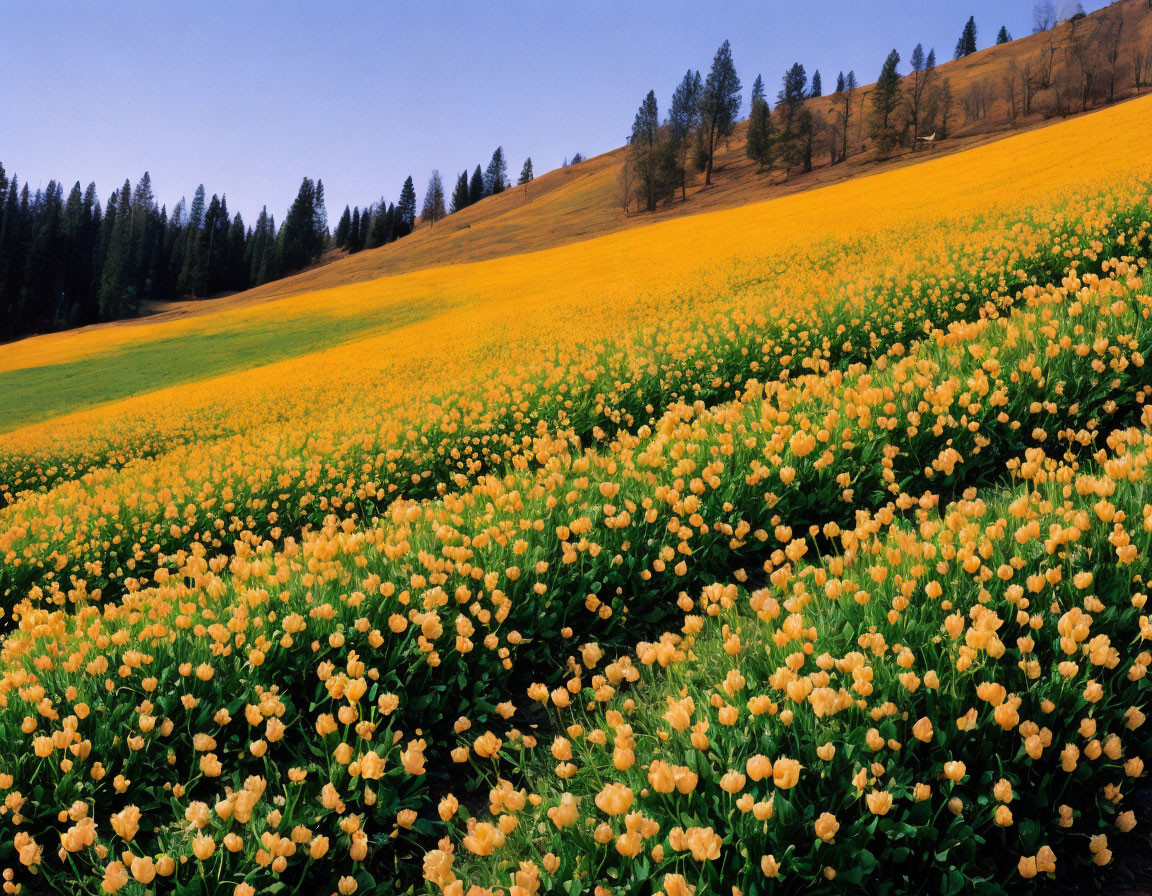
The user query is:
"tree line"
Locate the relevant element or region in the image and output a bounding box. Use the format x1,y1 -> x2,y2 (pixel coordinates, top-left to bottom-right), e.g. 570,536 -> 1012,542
1,140 -> 542,340
335,146 -> 538,256
0,167 -> 338,342
624,5 -> 1152,212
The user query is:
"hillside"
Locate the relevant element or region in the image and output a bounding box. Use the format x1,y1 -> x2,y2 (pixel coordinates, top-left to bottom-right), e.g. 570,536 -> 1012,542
0,90 -> 1149,438
0,76 -> 1150,895
82,1 -> 1152,316
0,2 -> 1147,386
4,0 -> 1152,886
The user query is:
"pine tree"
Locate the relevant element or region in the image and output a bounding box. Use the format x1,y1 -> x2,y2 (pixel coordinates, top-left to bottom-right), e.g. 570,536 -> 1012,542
227,212 -> 247,291
349,207 -> 362,253
669,69 -> 703,199
421,171 -> 447,227
451,172 -> 471,213
751,73 -> 765,105
745,89 -> 774,171
870,50 -> 903,158
628,90 -> 663,211
469,165 -> 485,204
179,184 -> 206,297
334,205 -> 351,248
810,70 -> 823,98
484,147 -> 508,195
777,63 -> 808,172
954,17 -> 978,59
313,179 -> 328,251
838,71 -> 858,162
996,25 -> 1012,44
397,176 -> 417,237
518,158 -> 534,186
278,177 -> 323,273
699,40 -> 742,186
99,180 -> 133,318
907,43 -> 936,148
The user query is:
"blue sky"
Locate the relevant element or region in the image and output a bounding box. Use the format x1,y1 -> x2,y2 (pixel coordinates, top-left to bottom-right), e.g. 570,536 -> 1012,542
0,0 -> 1108,226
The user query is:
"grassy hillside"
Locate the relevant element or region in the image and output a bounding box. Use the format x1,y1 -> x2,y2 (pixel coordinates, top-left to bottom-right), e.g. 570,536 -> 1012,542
1,0 -> 1148,389
0,44 -> 1151,896
1,91 -> 1151,436
2,34 -> 1152,893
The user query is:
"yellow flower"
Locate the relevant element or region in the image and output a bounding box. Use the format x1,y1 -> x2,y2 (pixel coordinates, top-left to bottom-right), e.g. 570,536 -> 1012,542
814,812 -> 840,842
110,805 -> 141,841
866,790 -> 893,816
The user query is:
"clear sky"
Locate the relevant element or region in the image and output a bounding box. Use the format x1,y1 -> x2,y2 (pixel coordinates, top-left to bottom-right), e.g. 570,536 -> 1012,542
1,0 -> 1108,226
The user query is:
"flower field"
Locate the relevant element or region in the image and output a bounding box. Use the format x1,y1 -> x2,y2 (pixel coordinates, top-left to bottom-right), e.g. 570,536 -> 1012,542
0,96 -> 1150,895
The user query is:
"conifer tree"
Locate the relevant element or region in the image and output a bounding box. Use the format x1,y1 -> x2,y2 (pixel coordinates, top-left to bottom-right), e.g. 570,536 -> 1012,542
699,40 -> 742,186
469,165 -> 485,204
518,158 -> 534,186
996,25 -> 1012,44
334,205 -> 351,248
669,69 -> 703,199
907,43 -> 936,148
745,87 -> 774,171
777,63 -> 808,172
349,207 -> 361,253
870,50 -> 903,158
397,176 -> 417,237
810,70 -> 823,97
451,172 -> 471,213
628,91 -> 664,211
751,73 -> 765,105
954,16 -> 978,59
421,170 -> 447,227
484,147 -> 508,195
838,71 -> 857,162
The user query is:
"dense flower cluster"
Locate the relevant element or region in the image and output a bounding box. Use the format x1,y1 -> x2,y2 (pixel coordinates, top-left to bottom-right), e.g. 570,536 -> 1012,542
0,97 -> 1149,895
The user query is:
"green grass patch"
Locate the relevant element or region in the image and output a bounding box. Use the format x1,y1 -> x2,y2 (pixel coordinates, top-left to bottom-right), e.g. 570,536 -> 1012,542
0,301 -> 438,433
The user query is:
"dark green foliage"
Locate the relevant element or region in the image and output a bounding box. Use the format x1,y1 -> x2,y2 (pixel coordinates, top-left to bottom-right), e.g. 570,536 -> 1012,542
669,69 -> 703,199
751,73 -> 765,104
397,176 -> 417,238
996,25 -> 1012,44
699,40 -> 742,185
469,165 -> 485,204
451,172 -> 471,213
349,208 -> 362,253
625,91 -> 673,212
518,158 -> 534,186
276,177 -> 327,274
421,171 -> 447,227
0,157 -> 426,341
954,16 -> 978,59
810,69 -> 822,97
745,92 -> 774,171
484,147 -> 508,195
776,62 -> 809,173
334,205 -> 352,248
870,50 -> 903,158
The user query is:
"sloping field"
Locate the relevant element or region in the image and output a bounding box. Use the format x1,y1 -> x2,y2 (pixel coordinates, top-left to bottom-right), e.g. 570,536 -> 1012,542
0,93 -> 1150,895
2,0 -> 1148,391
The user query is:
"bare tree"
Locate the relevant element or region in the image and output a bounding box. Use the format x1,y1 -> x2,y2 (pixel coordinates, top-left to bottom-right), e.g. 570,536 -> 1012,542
962,78 -> 993,123
1066,15 -> 1104,111
1003,59 -> 1021,125
1101,11 -> 1124,104
1036,35 -> 1058,89
1033,0 -> 1057,33
1022,57 -> 1039,116
1135,43 -> 1151,93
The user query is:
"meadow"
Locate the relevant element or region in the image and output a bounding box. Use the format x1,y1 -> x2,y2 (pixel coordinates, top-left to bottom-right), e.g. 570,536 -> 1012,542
0,95 -> 1150,895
